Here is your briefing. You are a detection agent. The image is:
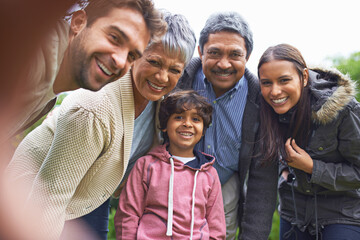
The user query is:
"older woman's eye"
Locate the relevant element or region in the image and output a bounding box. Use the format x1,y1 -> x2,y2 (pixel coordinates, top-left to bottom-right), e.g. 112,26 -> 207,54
148,59 -> 160,66
170,68 -> 181,74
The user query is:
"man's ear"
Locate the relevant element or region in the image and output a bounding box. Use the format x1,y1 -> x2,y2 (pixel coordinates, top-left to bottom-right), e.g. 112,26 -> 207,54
245,52 -> 251,62
198,46 -> 203,60
70,10 -> 87,36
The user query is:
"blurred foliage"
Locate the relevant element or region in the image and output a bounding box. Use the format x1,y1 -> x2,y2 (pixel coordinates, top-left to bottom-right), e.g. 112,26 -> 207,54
331,51 -> 360,101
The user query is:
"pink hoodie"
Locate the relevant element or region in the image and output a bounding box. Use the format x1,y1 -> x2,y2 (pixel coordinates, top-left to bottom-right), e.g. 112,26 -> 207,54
115,144 -> 226,239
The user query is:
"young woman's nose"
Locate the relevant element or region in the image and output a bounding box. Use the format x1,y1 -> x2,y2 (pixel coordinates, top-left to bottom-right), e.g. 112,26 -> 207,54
270,84 -> 282,96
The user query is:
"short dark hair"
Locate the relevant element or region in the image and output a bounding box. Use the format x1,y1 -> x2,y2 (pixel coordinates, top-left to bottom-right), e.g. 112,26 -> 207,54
159,90 -> 213,143
199,11 -> 253,59
80,0 -> 167,42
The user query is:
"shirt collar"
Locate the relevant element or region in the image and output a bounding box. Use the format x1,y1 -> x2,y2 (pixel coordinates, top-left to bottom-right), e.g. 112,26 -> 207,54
203,75 -> 246,99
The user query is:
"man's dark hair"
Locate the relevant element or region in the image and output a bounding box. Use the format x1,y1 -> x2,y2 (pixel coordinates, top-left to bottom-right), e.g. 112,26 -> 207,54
76,0 -> 167,41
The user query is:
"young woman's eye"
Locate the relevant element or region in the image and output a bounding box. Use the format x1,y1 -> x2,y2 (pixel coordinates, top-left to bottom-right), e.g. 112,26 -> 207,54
260,80 -> 271,86
280,78 -> 290,84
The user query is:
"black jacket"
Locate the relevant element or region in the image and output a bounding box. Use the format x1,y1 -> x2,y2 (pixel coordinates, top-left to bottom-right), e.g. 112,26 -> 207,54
279,68 -> 360,233
177,57 -> 278,240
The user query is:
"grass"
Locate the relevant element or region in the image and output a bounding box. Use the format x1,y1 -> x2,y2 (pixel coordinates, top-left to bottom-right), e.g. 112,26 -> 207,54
107,207 -> 280,239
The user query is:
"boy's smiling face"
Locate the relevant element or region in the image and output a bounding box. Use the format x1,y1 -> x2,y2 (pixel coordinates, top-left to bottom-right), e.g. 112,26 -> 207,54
163,108 -> 204,157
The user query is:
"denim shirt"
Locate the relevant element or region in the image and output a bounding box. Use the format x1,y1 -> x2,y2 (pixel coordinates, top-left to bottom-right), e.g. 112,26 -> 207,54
193,67 -> 248,184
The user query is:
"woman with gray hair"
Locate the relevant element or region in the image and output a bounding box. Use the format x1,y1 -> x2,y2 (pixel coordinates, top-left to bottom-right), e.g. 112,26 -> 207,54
6,11 -> 196,240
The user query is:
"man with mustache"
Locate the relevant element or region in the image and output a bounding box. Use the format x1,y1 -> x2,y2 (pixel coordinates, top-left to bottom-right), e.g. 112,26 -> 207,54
176,11 -> 278,240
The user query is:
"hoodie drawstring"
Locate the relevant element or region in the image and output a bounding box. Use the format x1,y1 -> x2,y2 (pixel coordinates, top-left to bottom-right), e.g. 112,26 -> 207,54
190,170 -> 199,240
166,157 -> 175,236
166,157 -> 199,239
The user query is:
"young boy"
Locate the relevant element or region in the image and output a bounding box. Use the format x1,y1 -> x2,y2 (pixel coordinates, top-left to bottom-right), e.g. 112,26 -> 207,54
114,90 -> 226,239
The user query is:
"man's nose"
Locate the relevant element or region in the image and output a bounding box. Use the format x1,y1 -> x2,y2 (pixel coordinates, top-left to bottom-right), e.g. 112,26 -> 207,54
217,56 -> 231,69
112,49 -> 128,72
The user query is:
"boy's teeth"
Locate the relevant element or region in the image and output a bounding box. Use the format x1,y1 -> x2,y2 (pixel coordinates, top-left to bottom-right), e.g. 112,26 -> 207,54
97,61 -> 112,76
273,97 -> 287,103
148,81 -> 164,90
180,132 -> 192,136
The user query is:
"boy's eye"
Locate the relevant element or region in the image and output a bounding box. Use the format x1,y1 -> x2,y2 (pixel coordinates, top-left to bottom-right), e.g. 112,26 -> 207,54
193,117 -> 201,122
174,115 -> 183,120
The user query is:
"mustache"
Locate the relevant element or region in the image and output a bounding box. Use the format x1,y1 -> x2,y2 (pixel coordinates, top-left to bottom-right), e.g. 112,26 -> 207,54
211,69 -> 236,74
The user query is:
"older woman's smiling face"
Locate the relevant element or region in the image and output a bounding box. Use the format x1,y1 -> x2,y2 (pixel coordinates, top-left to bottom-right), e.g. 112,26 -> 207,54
131,44 -> 185,102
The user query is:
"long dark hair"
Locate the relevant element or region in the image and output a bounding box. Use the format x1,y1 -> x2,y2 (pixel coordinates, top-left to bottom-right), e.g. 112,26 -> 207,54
257,44 -> 312,163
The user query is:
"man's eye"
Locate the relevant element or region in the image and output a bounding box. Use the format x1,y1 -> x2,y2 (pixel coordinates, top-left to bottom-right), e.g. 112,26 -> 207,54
208,51 -> 219,56
110,34 -> 119,42
128,52 -> 136,63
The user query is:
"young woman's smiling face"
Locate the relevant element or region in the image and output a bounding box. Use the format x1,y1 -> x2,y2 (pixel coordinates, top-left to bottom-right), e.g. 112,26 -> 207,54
259,60 -> 308,114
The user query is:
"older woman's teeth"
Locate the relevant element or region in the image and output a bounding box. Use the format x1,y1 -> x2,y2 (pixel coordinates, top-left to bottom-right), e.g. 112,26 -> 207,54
148,81 -> 164,90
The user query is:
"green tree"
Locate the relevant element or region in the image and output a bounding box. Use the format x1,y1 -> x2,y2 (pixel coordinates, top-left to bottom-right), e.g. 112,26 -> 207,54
331,52 -> 360,101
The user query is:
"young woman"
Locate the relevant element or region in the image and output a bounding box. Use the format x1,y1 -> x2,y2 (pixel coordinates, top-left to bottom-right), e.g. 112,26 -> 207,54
257,43 -> 360,240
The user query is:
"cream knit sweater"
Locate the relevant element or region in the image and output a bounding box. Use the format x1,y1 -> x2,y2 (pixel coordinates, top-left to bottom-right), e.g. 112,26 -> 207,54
6,72 -> 134,239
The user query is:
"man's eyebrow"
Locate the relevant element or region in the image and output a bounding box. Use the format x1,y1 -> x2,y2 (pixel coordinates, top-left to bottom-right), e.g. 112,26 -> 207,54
109,25 -> 143,58
109,25 -> 129,41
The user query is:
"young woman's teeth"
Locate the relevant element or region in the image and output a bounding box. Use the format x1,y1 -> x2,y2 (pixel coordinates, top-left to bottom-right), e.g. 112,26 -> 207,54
272,97 -> 287,104
97,61 -> 112,76
148,81 -> 163,90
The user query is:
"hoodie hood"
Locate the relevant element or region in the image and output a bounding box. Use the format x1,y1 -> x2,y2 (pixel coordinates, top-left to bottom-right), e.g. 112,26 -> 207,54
309,67 -> 357,125
147,144 -> 215,171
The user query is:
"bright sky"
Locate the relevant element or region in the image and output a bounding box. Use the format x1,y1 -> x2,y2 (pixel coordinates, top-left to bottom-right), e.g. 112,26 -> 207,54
154,0 -> 360,73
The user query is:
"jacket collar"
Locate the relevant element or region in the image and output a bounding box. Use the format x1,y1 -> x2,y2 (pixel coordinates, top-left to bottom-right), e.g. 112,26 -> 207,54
310,67 -> 356,125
